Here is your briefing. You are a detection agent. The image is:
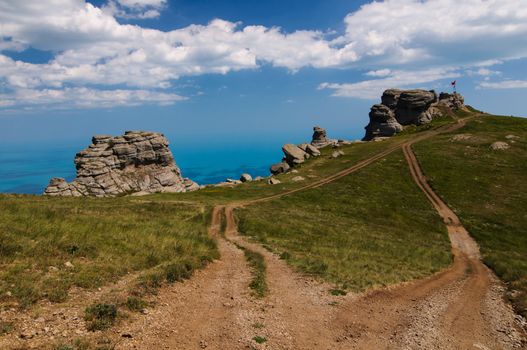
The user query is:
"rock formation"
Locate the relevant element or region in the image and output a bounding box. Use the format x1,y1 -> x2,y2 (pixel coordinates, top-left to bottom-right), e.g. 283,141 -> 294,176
282,144 -> 310,165
311,126 -> 334,148
364,89 -> 465,140
44,131 -> 198,197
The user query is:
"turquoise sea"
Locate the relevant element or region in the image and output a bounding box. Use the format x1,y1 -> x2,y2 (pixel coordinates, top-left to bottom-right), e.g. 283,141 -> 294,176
0,129 -> 363,194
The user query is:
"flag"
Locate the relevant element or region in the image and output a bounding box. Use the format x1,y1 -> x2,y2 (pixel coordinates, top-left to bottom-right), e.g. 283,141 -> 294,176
451,80 -> 456,86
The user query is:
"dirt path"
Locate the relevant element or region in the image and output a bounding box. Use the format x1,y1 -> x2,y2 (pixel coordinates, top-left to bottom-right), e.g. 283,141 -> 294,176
3,115 -> 525,349
105,115 -> 526,348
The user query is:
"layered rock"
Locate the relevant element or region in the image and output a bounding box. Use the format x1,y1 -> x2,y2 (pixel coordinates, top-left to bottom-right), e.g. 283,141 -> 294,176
44,131 -> 198,197
438,92 -> 465,110
364,89 -> 465,140
364,104 -> 403,140
311,126 -> 334,148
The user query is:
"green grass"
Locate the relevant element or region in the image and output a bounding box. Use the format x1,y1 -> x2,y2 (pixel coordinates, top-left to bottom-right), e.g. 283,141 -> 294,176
0,196 -> 218,308
413,114 -> 527,317
84,303 -> 118,331
233,243 -> 267,298
252,335 -> 267,344
236,151 -> 452,292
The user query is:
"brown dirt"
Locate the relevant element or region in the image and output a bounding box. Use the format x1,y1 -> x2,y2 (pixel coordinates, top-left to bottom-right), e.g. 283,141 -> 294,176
2,115 -> 525,349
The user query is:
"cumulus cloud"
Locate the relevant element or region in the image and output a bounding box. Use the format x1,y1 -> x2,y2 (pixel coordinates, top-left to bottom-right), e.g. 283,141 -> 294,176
479,80 -> 527,89
103,0 -> 167,19
0,87 -> 185,109
1,0 -> 527,110
319,67 -> 460,99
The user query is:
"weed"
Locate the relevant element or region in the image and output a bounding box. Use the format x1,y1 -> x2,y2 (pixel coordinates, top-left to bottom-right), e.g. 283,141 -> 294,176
124,297 -> 148,312
329,289 -> 347,296
252,322 -> 265,329
84,303 -> 118,331
0,321 -> 13,335
253,336 -> 267,344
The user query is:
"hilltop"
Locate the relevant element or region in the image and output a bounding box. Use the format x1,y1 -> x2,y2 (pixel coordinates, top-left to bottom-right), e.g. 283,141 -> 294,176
0,101 -> 526,349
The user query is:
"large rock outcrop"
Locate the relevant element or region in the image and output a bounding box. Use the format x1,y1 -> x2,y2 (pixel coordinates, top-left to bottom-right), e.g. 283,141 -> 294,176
364,89 -> 465,140
44,131 -> 198,197
311,126 -> 334,148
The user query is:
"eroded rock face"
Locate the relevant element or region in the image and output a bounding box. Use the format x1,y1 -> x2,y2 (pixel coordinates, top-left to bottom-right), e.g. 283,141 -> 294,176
311,126 -> 333,148
395,90 -> 438,125
44,131 -> 198,197
363,89 -> 465,140
438,92 -> 465,110
364,104 -> 403,140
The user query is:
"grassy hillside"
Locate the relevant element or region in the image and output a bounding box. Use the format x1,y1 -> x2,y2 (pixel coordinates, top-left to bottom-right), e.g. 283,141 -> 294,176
413,114 -> 527,316
0,196 -> 217,308
236,151 -> 452,291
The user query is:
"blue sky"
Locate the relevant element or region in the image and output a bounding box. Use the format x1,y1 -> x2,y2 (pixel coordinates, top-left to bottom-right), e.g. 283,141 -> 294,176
0,0 -> 526,147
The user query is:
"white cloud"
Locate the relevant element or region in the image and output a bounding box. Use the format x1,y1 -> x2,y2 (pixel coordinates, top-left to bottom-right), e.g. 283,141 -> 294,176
479,80 -> 527,89
1,0 -> 527,110
319,67 -> 460,99
0,87 -> 185,109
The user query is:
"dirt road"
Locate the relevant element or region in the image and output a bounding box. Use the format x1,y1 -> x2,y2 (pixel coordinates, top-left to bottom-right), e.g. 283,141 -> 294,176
3,116 -> 524,349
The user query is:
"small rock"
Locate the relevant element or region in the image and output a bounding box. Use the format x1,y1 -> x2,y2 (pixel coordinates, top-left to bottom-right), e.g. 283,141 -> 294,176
199,340 -> 208,348
270,161 -> 290,175
290,169 -> 299,173
490,141 -> 510,150
122,333 -> 133,338
239,173 -> 252,182
331,151 -> 342,158
268,178 -> 281,185
291,176 -> 305,182
64,261 -> 74,269
505,134 -> 519,140
48,266 -> 59,272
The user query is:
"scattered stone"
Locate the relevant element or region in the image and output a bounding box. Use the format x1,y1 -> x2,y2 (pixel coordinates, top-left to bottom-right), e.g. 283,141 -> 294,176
268,178 -> 281,185
282,144 -> 309,166
490,141 -> 510,150
438,92 -> 465,110
64,261 -> 74,269
44,131 -> 198,197
254,176 -> 264,181
298,143 -> 321,156
121,333 -> 133,338
239,173 -> 252,182
505,134 -> 520,140
451,134 -> 472,142
48,266 -> 59,272
290,169 -> 299,174
291,176 -> 305,182
270,161 -> 290,175
331,150 -> 344,158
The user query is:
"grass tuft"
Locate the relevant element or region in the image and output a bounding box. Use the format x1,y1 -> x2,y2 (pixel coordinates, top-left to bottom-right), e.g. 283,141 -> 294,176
84,303 -> 118,331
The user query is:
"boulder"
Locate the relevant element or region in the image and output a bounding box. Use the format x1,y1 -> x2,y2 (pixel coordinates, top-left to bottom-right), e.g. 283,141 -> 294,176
282,144 -> 309,166
363,104 -> 403,140
291,176 -> 305,182
331,150 -> 344,158
270,161 -> 290,175
490,141 -> 510,150
311,126 -> 333,148
298,143 -> 321,157
395,90 -> 437,125
268,177 -> 281,185
438,92 -> 465,110
44,131 -> 196,197
240,173 -> 252,182
381,89 -> 403,109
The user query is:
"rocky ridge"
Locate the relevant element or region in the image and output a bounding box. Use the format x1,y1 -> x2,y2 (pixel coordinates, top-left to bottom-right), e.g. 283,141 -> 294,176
364,89 -> 466,140
44,131 -> 198,197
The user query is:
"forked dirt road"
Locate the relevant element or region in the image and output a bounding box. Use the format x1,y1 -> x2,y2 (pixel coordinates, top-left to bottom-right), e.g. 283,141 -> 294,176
113,115 -> 525,349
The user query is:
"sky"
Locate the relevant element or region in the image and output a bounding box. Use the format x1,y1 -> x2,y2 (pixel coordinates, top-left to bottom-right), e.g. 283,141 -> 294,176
1,0 -> 526,148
